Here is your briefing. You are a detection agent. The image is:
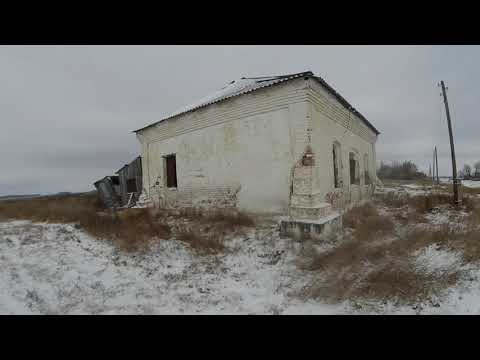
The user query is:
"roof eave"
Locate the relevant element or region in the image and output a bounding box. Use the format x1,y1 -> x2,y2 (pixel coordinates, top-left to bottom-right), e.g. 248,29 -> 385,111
311,76 -> 380,136
133,71 -> 314,134
133,71 -> 380,136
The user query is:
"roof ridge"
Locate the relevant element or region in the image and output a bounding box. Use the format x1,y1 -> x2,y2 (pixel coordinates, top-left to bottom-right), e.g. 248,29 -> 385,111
241,71 -> 312,81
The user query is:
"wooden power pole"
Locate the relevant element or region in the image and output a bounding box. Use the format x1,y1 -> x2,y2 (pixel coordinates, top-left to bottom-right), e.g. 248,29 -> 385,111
439,81 -> 460,204
435,146 -> 440,185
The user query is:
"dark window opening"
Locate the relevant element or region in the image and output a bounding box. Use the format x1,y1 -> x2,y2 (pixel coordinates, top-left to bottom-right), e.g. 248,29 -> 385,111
110,176 -> 120,185
349,152 -> 359,185
364,154 -> 371,185
126,178 -> 137,193
333,146 -> 339,188
165,154 -> 178,188
350,158 -> 356,184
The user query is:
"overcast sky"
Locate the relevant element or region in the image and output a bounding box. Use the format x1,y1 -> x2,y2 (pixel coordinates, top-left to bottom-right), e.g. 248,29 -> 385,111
1,45 -> 479,195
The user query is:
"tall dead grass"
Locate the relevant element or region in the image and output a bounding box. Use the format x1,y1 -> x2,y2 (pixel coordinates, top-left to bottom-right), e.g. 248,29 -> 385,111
0,194 -> 256,253
299,226 -> 468,305
0,193 -> 171,252
299,200 -> 480,306
174,208 -> 255,229
176,226 -> 225,255
343,203 -> 394,241
170,208 -> 255,254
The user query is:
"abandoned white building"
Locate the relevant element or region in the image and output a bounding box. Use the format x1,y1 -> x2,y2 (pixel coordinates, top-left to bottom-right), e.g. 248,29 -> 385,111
133,71 -> 380,230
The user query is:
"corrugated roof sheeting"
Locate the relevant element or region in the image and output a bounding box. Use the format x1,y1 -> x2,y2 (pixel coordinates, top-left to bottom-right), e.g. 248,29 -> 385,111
134,71 -> 379,135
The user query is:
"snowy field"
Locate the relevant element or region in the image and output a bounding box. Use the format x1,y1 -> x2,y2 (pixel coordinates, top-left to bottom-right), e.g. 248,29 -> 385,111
440,178 -> 480,188
462,180 -> 480,189
2,184 -> 480,314
0,220 -> 343,314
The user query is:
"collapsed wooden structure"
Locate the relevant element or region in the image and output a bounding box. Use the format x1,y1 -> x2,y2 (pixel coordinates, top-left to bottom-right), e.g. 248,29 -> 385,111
94,156 -> 142,209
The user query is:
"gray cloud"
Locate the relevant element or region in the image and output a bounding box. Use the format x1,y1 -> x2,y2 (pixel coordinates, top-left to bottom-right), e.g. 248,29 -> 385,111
1,45 -> 479,195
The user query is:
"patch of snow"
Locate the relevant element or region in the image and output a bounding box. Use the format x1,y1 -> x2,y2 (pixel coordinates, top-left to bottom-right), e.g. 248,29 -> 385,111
415,245 -> 461,273
0,220 -> 340,315
440,179 -> 480,189
402,184 -> 423,189
462,180 -> 480,189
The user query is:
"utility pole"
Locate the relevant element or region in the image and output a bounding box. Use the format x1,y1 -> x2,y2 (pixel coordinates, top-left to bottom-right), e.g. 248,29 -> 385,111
439,80 -> 460,204
432,149 -> 436,184
435,146 -> 440,185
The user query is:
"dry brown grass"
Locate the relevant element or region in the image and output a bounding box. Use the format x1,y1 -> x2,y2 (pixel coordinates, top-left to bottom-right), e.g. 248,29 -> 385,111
447,184 -> 480,195
353,262 -> 461,304
343,203 -> 394,241
375,192 -> 408,209
409,193 -> 453,214
0,194 -> 255,254
299,195 -> 480,306
295,185 -> 480,306
176,226 -> 225,255
462,195 -> 476,212
299,225 -> 469,305
0,193 -> 171,252
174,208 -> 255,229
170,209 -> 254,254
0,192 -> 102,222
469,205 -> 480,225
377,192 -> 454,213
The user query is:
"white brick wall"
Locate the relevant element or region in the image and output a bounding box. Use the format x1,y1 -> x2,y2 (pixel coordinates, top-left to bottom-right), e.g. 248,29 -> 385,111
137,78 -> 310,214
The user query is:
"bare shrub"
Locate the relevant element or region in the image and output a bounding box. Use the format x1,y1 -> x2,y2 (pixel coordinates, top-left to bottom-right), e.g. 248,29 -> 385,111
343,203 -> 377,228
176,225 -> 225,254
343,203 -> 394,241
408,193 -> 453,214
355,215 -> 394,241
376,192 -> 408,208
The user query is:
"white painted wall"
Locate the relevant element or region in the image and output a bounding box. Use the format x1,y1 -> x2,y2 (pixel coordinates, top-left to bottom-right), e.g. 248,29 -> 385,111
307,78 -> 378,206
136,78 -> 311,213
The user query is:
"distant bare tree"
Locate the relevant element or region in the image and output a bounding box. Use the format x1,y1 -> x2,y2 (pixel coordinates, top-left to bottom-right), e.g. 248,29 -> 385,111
377,160 -> 427,180
475,161 -> 480,177
463,164 -> 472,178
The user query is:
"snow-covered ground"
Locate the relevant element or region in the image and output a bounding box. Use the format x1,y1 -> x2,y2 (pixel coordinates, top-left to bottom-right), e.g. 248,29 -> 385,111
2,182 -> 480,314
462,180 -> 480,189
440,178 -> 480,188
0,220 -> 343,314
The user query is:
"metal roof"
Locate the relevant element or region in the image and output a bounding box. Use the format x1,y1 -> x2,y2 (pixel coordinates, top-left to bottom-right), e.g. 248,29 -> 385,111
133,71 -> 379,135
93,175 -> 119,187
115,156 -> 141,174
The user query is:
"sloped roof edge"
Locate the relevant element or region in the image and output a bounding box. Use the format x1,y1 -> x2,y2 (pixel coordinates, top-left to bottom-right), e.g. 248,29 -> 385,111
115,155 -> 141,174
133,71 -> 380,135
